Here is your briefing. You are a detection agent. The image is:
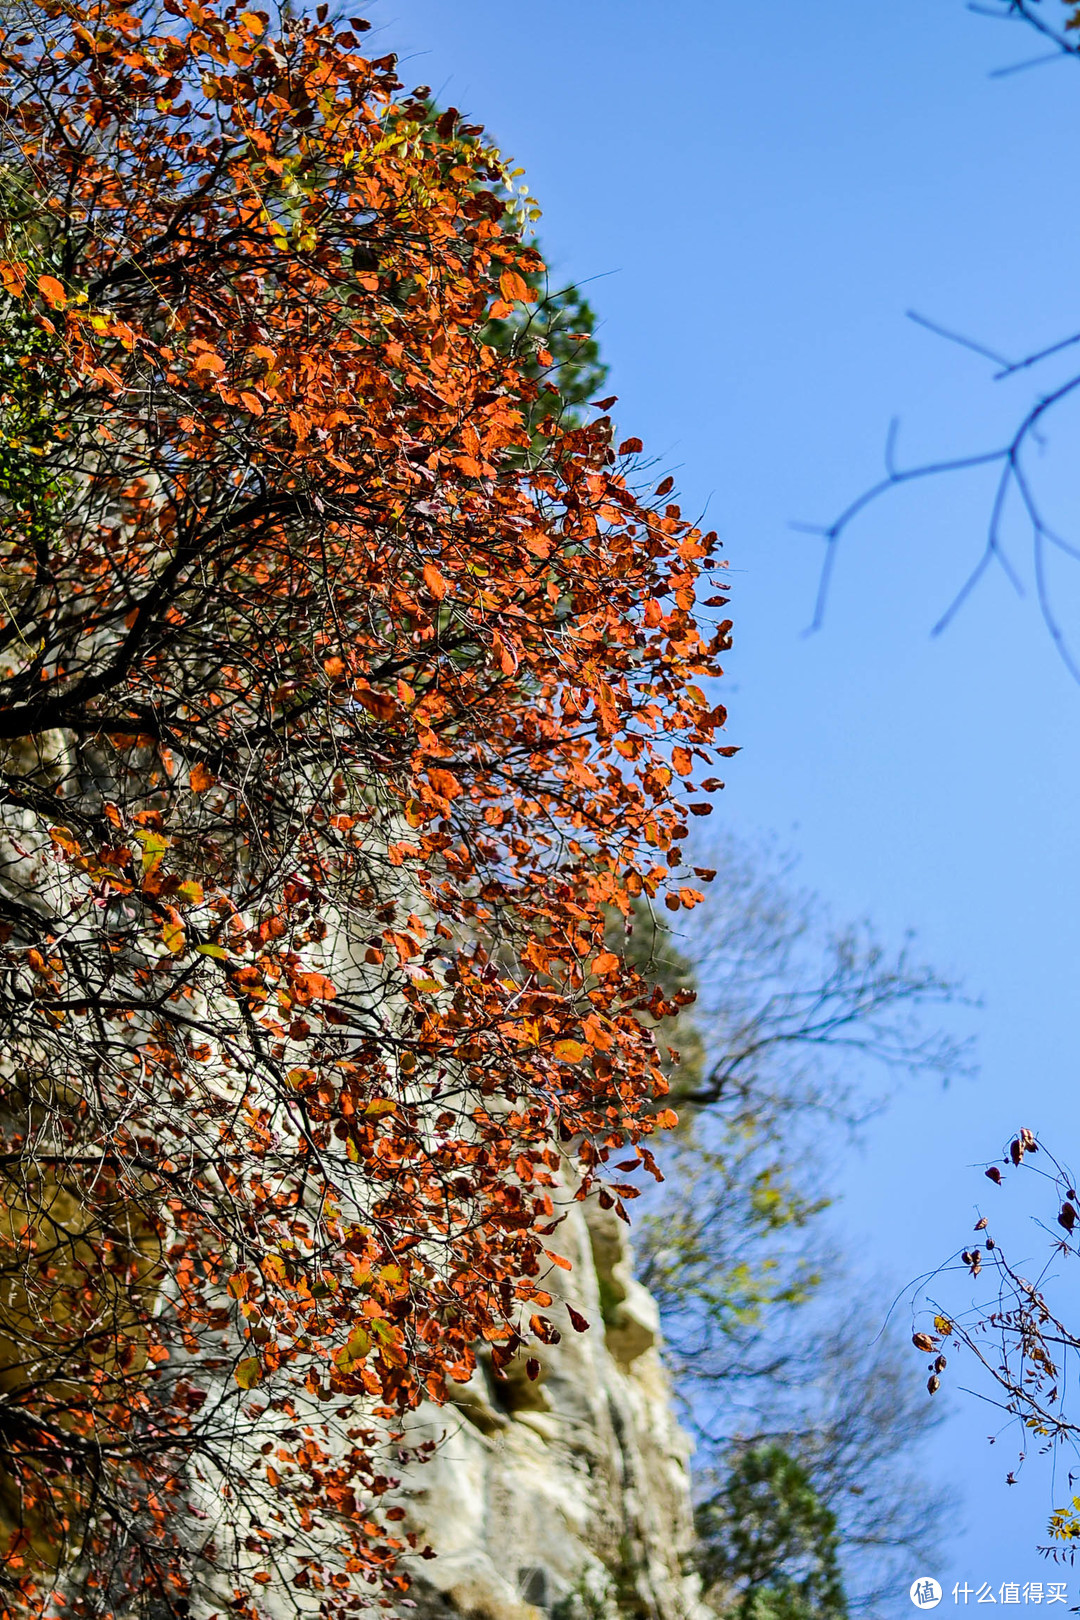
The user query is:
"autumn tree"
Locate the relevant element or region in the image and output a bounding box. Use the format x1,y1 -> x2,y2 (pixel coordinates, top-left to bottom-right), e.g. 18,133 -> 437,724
0,1 -> 732,1614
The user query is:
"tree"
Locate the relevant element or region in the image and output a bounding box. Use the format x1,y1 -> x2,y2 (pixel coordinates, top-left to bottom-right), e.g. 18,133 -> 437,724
695,1444 -> 847,1620
629,838 -> 961,1611
0,1 -> 731,1614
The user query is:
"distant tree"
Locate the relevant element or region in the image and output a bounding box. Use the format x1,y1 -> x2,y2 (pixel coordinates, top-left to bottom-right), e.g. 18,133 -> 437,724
695,1444 -> 847,1620
629,837 -> 961,1610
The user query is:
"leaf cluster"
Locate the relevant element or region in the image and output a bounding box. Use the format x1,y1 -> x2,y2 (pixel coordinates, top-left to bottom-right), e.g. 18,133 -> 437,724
0,1 -> 733,1613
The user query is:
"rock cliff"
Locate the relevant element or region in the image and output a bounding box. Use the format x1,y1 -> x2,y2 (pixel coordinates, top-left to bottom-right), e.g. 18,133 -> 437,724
395,1198 -> 706,1620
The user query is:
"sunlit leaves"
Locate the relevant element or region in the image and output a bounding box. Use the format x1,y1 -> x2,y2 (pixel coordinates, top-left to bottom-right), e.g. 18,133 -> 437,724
0,0 -> 732,1609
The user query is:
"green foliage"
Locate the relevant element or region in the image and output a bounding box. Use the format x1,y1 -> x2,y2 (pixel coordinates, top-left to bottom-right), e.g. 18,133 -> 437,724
481,272 -> 608,433
639,1135 -> 826,1340
696,1445 -> 848,1620
0,173 -> 71,566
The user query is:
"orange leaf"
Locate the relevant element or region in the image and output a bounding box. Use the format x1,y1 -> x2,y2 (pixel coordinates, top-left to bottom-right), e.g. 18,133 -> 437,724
189,762 -> 214,793
553,1039 -> 586,1062
354,687 -> 396,720
37,274 -> 67,309
499,270 -> 530,304
0,263 -> 26,298
671,746 -> 693,776
422,563 -> 449,600
592,952 -> 619,976
426,767 -> 462,801
543,1249 -> 572,1272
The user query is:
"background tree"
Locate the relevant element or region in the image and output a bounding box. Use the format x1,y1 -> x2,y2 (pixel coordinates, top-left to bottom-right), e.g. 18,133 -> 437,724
0,1 -> 731,1614
695,1443 -> 847,1620
624,837 -> 963,1613
810,4 -> 1080,678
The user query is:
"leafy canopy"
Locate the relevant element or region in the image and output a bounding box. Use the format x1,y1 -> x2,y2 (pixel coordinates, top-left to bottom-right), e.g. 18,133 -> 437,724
696,1445 -> 848,1620
0,0 -> 732,1614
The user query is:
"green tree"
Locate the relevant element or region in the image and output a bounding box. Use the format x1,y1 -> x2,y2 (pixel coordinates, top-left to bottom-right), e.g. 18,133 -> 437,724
695,1444 -> 848,1620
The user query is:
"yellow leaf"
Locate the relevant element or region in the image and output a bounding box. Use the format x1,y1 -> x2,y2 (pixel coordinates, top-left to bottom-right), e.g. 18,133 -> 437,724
234,1356 -> 261,1389
334,1325 -> 371,1373
135,830 -> 168,875
162,918 -> 185,954
364,1098 -> 397,1117
553,1039 -> 586,1063
195,942 -> 227,960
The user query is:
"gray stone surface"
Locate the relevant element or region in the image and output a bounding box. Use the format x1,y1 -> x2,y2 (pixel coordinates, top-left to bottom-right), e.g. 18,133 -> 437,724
394,1198 -> 706,1620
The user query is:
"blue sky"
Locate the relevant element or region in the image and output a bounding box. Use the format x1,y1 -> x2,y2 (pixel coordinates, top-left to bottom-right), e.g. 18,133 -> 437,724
376,0 -> 1080,1606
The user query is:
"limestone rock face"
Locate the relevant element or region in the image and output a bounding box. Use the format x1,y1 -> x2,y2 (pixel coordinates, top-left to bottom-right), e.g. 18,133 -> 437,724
395,1200 -> 705,1620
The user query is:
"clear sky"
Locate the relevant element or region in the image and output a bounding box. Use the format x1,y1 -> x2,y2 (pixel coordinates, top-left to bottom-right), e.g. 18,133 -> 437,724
374,0 -> 1080,1607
